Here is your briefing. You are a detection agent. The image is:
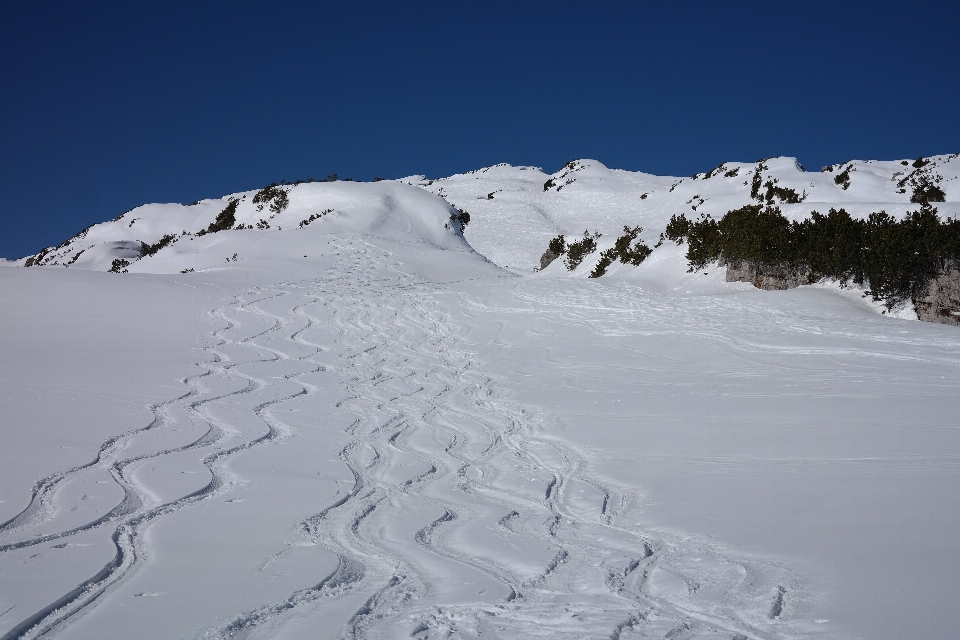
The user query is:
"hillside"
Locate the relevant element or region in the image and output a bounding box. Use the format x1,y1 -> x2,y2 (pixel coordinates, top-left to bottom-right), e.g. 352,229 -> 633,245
405,154 -> 960,274
3,155 -> 960,640
15,154 -> 959,279
14,180 -> 473,273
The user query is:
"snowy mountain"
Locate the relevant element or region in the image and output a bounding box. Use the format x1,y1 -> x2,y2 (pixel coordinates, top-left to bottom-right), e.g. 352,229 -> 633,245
14,180 -> 472,274
2,155 -> 960,640
405,153 -> 960,274
16,154 -> 959,278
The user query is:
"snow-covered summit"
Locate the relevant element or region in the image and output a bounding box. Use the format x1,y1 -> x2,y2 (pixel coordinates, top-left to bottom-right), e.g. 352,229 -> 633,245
18,180 -> 473,273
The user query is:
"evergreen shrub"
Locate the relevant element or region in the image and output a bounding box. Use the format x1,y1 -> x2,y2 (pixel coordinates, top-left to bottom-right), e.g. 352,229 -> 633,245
141,234 -> 176,257
589,226 -> 653,277
834,168 -> 852,190
449,208 -> 471,230
549,235 -> 566,256
910,176 -> 946,204
565,231 -> 600,270
253,184 -> 289,213
198,199 -> 239,235
667,203 -> 960,308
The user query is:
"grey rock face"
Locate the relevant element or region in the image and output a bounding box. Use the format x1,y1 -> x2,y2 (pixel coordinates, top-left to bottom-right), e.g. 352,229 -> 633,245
723,259 -> 812,290
913,261 -> 960,326
539,249 -> 560,270
725,257 -> 959,327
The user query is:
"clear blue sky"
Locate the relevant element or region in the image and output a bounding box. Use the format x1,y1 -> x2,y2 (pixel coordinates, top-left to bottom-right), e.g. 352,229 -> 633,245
2,0 -> 958,258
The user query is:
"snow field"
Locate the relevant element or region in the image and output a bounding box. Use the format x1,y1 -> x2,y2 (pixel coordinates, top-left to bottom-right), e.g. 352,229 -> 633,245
3,154 -> 959,639
2,237 -> 844,640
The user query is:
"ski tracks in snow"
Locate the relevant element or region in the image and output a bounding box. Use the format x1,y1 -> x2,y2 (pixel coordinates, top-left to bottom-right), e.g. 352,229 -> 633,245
2,238 -> 818,640
0,283 -> 308,639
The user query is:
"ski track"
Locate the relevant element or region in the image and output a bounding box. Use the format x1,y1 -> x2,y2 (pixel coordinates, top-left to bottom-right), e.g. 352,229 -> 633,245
2,238 -> 819,640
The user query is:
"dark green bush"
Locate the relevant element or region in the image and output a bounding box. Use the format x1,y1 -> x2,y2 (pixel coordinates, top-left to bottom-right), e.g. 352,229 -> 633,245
141,234 -> 176,257
685,215 -> 722,270
300,209 -> 333,228
449,208 -> 470,230
664,214 -> 692,244
910,176 -> 946,204
109,258 -> 130,273
252,184 -> 289,214
548,235 -> 566,256
719,205 -> 795,265
565,231 -> 600,270
750,162 -> 768,199
702,162 -> 726,179
198,199 -> 239,236
763,181 -> 804,204
859,204 -> 959,305
270,190 -> 288,213
793,208 -> 865,282
668,203 -> 960,309
24,247 -> 52,267
668,208 -> 787,271
613,226 -> 653,266
590,251 -> 615,278
252,184 -> 280,210
590,226 -> 652,277
834,168 -> 851,190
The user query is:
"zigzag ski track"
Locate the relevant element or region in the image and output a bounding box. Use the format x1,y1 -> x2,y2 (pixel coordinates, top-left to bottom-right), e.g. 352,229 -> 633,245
1,240 -> 816,640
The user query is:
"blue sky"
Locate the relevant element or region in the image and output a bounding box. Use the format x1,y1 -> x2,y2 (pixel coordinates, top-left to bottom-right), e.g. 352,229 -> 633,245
2,1 -> 958,258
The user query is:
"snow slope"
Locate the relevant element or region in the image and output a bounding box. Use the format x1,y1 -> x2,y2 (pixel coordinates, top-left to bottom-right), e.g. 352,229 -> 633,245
405,153 -> 960,273
2,157 -> 959,639
16,181 -> 472,273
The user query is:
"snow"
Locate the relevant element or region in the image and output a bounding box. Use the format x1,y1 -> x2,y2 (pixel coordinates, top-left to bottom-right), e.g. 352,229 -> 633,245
408,153 -> 960,274
20,181 -> 472,272
1,157 -> 959,639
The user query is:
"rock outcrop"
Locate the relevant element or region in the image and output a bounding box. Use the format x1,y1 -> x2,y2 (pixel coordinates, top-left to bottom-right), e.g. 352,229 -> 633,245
724,257 -> 959,327
539,248 -> 560,270
912,261 -> 960,326
723,259 -> 812,290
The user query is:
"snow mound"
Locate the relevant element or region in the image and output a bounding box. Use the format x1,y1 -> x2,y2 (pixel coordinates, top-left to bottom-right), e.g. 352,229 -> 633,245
20,181 -> 473,273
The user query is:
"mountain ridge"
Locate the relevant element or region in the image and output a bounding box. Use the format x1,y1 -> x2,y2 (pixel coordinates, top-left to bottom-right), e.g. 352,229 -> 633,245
8,153 -> 958,279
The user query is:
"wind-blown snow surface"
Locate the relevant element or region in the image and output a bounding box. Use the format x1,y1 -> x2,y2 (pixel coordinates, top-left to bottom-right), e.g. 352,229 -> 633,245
2,172 -> 959,639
